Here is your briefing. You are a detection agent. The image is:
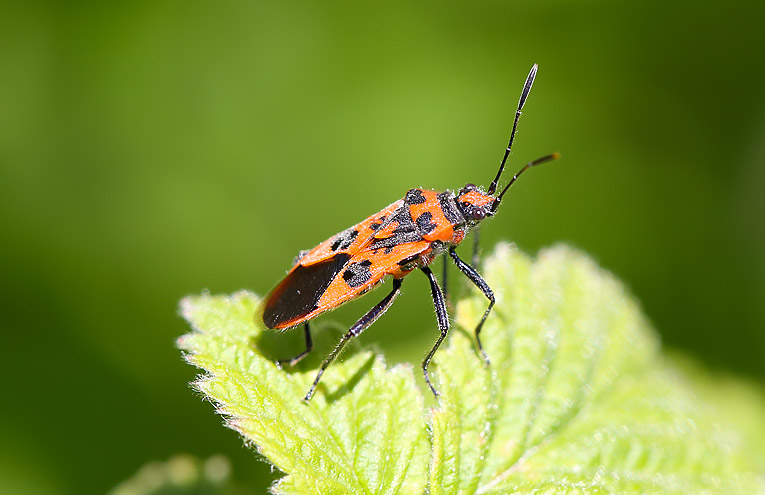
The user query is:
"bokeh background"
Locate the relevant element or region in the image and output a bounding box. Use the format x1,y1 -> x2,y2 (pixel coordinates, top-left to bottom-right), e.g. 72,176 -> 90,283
1,0 -> 764,493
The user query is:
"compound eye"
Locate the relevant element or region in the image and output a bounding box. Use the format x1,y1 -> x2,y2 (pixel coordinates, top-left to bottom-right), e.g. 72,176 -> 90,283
472,208 -> 485,221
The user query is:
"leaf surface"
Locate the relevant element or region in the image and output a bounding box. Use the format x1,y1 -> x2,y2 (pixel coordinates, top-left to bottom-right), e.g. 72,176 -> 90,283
179,244 -> 764,494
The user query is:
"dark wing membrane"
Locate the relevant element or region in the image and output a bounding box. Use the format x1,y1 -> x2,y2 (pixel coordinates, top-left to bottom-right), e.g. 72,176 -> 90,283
262,253 -> 351,329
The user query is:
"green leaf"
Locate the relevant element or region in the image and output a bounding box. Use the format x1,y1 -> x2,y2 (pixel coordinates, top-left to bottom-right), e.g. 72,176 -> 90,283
179,292 -> 428,495
178,244 -> 765,494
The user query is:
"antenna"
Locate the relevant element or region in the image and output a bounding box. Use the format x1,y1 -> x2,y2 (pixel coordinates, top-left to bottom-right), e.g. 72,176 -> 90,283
490,153 -> 559,212
487,63 -> 538,195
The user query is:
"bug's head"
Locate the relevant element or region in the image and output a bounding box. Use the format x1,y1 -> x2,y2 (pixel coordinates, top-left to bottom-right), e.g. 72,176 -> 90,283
456,184 -> 496,226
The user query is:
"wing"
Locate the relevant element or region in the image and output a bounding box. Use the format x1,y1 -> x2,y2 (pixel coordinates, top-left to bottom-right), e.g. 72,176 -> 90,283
261,199 -> 402,329
262,240 -> 430,330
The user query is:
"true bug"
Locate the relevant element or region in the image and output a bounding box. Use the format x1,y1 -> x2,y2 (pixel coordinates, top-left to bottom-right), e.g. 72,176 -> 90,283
260,64 -> 558,401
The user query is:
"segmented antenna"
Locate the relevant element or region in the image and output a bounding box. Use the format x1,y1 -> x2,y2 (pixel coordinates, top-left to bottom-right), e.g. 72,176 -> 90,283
490,153 -> 560,212
487,63 -> 538,195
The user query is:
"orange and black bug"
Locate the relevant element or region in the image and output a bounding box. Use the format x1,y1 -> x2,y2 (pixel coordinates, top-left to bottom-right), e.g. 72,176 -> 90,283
259,64 -> 559,401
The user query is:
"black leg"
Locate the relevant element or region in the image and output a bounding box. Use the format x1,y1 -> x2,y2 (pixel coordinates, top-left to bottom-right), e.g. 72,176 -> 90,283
442,254 -> 449,303
421,266 -> 450,398
304,278 -> 403,402
277,322 -> 313,367
449,247 -> 494,365
471,226 -> 481,268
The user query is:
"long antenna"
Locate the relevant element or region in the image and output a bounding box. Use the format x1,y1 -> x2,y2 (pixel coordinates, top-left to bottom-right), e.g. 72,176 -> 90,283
490,153 -> 559,212
487,63 -> 538,195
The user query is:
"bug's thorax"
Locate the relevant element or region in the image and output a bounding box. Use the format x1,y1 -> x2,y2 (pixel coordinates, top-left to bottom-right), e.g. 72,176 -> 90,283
399,185 -> 496,248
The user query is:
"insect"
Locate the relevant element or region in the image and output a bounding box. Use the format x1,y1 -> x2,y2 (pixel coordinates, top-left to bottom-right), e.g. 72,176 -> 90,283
259,64 -> 559,401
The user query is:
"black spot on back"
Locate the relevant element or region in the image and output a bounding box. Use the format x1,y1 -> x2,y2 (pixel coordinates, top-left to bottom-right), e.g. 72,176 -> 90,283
369,206 -> 421,250
369,215 -> 389,231
263,253 -> 351,328
416,211 -> 437,234
331,229 -> 359,251
405,188 -> 427,205
343,259 -> 373,288
438,192 -> 464,225
389,208 -> 413,229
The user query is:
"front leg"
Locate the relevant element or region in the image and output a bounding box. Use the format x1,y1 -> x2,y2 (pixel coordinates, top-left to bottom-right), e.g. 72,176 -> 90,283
449,247 -> 494,365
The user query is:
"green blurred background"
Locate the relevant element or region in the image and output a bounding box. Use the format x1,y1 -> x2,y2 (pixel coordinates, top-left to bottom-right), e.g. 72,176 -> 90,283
1,0 -> 763,493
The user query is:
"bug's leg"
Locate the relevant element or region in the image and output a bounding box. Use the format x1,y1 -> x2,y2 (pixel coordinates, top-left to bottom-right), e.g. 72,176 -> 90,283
304,278 -> 403,402
472,225 -> 481,268
449,247 -> 494,366
442,255 -> 449,303
421,266 -> 450,398
277,322 -> 313,367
